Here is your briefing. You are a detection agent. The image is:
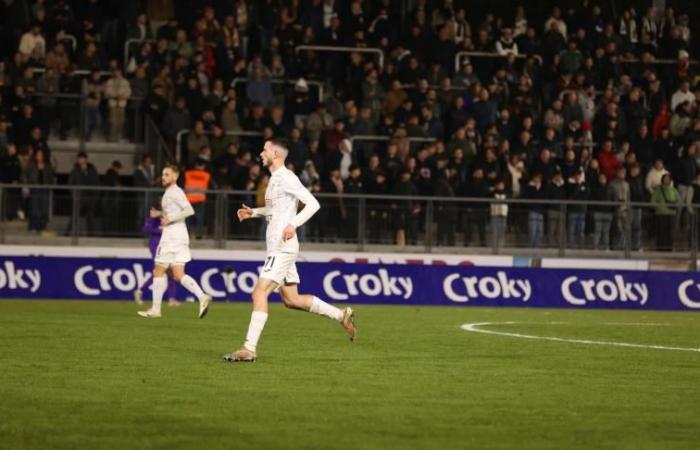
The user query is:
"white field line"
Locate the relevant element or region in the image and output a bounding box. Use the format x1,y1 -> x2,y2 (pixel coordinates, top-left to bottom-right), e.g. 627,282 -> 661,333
461,322 -> 700,353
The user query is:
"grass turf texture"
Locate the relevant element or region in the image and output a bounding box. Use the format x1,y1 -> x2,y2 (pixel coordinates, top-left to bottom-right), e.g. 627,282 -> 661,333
1,301 -> 699,450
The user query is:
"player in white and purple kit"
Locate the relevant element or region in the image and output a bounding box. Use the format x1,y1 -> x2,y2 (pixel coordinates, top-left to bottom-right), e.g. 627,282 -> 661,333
137,165 -> 211,319
224,139 -> 356,363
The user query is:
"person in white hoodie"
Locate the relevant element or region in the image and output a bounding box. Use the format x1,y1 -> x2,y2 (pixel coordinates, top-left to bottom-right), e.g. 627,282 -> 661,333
645,159 -> 670,195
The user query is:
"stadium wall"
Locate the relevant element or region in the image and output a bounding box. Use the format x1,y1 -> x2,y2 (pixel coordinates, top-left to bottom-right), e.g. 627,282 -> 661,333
2,246 -> 699,311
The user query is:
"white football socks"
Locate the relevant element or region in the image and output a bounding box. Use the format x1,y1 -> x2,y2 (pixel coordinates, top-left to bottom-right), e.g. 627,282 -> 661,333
180,275 -> 207,302
151,276 -> 166,313
309,296 -> 343,321
243,311 -> 268,352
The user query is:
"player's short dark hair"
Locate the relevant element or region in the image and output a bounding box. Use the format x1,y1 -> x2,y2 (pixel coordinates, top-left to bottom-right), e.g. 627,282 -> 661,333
268,138 -> 289,152
164,164 -> 180,174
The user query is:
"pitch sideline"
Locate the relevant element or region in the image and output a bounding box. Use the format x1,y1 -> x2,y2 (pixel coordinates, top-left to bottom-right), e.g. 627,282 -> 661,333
461,321 -> 700,353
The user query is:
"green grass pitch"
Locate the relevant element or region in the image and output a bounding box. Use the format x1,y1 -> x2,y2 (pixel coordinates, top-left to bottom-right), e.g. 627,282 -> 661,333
1,300 -> 699,450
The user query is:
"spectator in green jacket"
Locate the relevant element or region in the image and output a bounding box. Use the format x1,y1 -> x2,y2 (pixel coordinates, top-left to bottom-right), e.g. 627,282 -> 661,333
651,174 -> 681,251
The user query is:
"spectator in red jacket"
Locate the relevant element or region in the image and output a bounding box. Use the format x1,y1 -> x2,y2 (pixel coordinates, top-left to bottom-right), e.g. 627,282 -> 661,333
597,139 -> 622,180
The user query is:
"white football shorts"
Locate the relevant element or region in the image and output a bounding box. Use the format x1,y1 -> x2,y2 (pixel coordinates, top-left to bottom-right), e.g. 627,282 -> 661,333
259,252 -> 300,285
154,243 -> 192,267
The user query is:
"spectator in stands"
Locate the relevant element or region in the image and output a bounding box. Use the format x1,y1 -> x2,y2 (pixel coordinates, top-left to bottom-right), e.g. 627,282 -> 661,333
82,69 -> 103,140
219,97 -> 241,134
104,68 -> 132,141
546,170 -> 566,246
23,148 -> 55,234
490,179 -> 508,250
58,64 -> 82,140
645,159 -> 670,195
671,81 -> 694,111
566,169 -> 588,248
524,172 -> 546,248
18,24 -> 45,61
67,151 -> 99,235
304,102 -> 333,143
496,28 -> 518,56
591,173 -> 615,250
246,66 -> 273,107
162,96 -> 192,146
185,120 -> 209,165
597,140 -> 622,180
651,173 -> 681,251
609,167 -> 631,249
208,125 -> 232,159
0,143 -> 23,221
45,42 -> 70,73
184,158 -> 214,240
464,168 -> 490,247
36,68 -> 59,133
127,13 -> 153,41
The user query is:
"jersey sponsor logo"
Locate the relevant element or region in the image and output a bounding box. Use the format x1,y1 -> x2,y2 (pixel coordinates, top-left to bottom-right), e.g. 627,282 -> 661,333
677,279 -> 700,308
74,264 -> 151,296
0,261 -> 41,293
561,275 -> 648,306
442,271 -> 532,303
323,268 -> 413,301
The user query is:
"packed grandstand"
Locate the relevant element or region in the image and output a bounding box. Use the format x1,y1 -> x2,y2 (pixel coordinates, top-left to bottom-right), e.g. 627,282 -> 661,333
0,0 -> 698,251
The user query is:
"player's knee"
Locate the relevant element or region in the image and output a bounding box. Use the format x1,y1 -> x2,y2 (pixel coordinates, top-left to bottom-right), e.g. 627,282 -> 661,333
251,288 -> 267,303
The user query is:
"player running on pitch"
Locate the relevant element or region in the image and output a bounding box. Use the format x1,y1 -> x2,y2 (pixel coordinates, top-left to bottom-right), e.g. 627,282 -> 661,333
224,138 -> 356,362
138,164 -> 211,319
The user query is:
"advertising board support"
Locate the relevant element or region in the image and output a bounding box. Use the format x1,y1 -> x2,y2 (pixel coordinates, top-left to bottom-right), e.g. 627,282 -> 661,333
558,203 -> 566,257
357,198 -> 366,252
425,200 -> 434,253
691,207 -> 698,271
71,189 -> 80,246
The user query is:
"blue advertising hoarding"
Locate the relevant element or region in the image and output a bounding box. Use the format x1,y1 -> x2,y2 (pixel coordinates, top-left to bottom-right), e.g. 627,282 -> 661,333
0,256 -> 699,310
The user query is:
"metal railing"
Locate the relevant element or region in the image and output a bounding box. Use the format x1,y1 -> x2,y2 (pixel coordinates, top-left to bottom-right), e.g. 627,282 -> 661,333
454,50 -> 698,72
145,115 -> 176,170
349,135 -> 437,146
454,51 -> 530,72
295,45 -> 384,70
1,183 -> 696,267
231,77 -> 325,104
33,68 -> 113,78
175,129 -> 264,163
58,34 -> 77,52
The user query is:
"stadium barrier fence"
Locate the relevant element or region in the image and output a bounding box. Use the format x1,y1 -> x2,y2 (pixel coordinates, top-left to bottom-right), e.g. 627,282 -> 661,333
0,184 -> 697,267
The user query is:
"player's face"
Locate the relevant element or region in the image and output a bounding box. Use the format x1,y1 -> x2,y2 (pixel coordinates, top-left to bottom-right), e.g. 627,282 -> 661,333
161,168 -> 177,187
260,142 -> 275,168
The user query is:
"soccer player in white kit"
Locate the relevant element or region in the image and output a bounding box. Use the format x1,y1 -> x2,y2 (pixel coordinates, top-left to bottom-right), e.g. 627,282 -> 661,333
224,139 -> 356,362
138,165 -> 212,319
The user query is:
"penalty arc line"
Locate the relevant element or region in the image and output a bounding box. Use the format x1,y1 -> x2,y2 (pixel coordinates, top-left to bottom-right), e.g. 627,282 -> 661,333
461,322 -> 700,353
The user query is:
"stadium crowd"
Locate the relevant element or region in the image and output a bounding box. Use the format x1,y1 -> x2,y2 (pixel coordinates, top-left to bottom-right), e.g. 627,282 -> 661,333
0,0 -> 699,250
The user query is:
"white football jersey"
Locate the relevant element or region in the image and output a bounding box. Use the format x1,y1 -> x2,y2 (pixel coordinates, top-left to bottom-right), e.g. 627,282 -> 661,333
160,184 -> 190,246
255,166 -> 320,255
